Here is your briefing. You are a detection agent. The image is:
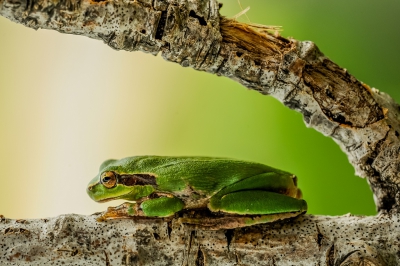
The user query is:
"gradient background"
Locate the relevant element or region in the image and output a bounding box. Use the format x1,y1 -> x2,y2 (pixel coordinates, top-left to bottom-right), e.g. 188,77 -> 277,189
0,0 -> 399,219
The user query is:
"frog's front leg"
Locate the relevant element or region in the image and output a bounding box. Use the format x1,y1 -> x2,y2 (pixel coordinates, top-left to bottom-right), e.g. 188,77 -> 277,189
97,195 -> 185,221
97,202 -> 143,221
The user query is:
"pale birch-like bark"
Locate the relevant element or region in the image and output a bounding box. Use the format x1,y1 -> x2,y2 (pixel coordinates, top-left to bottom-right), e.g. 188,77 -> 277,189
0,213 -> 399,265
1,0 -> 399,265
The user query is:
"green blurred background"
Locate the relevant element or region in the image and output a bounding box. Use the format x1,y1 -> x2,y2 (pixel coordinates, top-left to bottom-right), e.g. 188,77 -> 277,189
0,0 -> 399,219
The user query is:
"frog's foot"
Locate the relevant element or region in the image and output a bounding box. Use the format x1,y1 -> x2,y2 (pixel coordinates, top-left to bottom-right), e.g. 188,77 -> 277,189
96,202 -> 144,222
178,210 -> 306,230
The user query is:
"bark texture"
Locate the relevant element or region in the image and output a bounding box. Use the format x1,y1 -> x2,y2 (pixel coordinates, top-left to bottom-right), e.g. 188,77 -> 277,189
0,213 -> 399,266
1,0 -> 400,265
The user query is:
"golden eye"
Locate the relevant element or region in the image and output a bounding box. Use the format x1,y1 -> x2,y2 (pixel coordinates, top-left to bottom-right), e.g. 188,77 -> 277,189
101,171 -> 117,188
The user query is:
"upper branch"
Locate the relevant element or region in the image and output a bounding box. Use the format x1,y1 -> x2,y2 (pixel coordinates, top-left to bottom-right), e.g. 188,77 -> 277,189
1,0 -> 400,212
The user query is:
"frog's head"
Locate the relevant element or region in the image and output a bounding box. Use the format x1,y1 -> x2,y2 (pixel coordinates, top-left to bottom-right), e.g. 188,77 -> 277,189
86,159 -> 157,202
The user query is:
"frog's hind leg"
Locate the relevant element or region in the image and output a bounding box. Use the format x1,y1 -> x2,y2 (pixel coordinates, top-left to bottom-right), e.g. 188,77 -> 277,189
216,172 -> 302,199
208,190 -> 307,215
180,190 -> 307,229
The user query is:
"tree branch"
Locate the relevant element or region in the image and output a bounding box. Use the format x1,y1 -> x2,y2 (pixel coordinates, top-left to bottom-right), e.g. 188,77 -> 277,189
1,0 -> 399,264
1,213 -> 399,265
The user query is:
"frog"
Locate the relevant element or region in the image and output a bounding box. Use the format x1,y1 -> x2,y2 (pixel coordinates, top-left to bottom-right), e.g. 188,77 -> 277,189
87,156 -> 307,229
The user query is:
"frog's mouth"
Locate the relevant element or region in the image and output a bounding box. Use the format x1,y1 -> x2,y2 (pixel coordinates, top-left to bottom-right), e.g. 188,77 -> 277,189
97,191 -> 137,203
97,195 -> 128,203
97,198 -> 116,203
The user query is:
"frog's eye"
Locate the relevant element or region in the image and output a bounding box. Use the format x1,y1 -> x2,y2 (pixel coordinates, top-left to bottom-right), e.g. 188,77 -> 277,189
101,171 -> 117,188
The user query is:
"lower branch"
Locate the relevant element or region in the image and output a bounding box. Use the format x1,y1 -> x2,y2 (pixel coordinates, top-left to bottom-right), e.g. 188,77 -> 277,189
0,213 -> 398,265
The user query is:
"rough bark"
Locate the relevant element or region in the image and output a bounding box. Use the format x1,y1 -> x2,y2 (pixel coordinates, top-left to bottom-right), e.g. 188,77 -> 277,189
1,0 -> 400,265
1,213 -> 399,265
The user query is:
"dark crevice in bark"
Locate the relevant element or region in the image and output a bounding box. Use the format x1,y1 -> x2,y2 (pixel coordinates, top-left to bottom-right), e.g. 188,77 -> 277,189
380,187 -> 397,212
224,229 -> 234,251
315,224 -> 324,250
189,10 -> 206,26
153,232 -> 160,240
327,244 -> 335,266
167,221 -> 172,240
155,10 -> 167,40
195,247 -> 205,266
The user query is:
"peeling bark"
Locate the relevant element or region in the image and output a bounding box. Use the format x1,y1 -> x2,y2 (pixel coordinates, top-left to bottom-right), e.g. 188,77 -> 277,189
1,0 -> 400,264
0,213 -> 399,265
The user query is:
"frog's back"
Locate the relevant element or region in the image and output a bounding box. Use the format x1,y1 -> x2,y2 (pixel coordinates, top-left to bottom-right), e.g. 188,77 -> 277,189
110,156 -> 291,195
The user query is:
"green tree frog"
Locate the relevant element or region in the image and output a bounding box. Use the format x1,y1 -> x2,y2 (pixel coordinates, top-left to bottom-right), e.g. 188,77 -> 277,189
87,156 -> 307,228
